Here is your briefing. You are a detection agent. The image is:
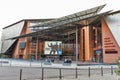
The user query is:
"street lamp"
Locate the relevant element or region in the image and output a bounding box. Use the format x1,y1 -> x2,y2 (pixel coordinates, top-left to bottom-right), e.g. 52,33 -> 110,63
76,27 -> 78,66
36,36 -> 38,60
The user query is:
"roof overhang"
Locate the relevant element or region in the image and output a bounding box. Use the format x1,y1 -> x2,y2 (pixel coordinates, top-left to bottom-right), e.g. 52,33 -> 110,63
31,4 -> 106,28
9,11 -> 111,39
8,4 -> 112,42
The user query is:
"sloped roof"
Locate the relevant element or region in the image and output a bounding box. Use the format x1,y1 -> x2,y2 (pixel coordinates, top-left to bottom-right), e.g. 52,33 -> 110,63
9,5 -> 112,41
10,11 -> 111,42
3,19 -> 54,29
31,4 -> 106,28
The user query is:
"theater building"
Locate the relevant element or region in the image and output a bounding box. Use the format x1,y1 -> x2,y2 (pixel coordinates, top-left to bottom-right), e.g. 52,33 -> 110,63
0,5 -> 120,63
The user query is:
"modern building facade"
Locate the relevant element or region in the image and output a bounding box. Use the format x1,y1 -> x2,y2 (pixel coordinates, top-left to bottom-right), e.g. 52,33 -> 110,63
0,5 -> 120,63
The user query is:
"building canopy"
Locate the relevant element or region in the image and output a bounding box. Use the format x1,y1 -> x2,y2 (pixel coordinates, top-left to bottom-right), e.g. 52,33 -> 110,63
9,4 -> 111,42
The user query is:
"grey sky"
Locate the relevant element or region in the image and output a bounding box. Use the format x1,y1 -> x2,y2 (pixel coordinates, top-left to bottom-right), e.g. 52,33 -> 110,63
0,0 -> 120,39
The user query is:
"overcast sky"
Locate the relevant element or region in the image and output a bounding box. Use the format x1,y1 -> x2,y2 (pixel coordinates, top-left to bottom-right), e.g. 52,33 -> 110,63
0,0 -> 120,39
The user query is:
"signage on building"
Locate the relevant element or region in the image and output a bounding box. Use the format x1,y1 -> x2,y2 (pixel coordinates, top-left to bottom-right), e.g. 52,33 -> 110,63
103,37 -> 118,54
44,41 -> 62,55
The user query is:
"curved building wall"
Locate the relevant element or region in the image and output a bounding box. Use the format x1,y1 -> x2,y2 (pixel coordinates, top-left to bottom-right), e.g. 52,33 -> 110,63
1,21 -> 25,53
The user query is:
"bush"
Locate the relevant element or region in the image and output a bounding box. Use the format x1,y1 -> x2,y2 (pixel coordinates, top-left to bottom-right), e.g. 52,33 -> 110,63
116,58 -> 120,75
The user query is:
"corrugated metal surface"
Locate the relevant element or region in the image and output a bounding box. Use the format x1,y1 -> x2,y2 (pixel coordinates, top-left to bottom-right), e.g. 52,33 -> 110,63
1,21 -> 25,53
105,12 -> 120,46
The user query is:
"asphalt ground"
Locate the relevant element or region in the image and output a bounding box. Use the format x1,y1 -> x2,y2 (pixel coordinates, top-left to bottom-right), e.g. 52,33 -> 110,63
0,66 -> 118,80
0,59 -> 119,80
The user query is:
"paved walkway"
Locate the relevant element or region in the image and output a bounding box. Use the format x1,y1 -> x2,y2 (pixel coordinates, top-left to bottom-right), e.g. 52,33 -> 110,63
0,58 -> 118,69
36,74 -> 118,80
0,58 -> 119,80
0,66 -> 119,80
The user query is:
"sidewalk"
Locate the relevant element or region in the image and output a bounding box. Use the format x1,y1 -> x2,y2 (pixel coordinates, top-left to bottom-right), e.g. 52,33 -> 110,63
33,74 -> 118,80
0,58 -> 118,69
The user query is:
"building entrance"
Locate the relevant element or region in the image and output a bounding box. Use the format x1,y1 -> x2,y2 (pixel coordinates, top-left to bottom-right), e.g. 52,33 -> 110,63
79,21 -> 103,62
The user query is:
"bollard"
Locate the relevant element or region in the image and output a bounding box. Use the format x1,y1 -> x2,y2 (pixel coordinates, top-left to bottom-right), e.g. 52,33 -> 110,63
41,68 -> 44,80
10,59 -> 12,67
59,68 -> 62,79
101,67 -> 103,76
20,69 -> 22,80
111,66 -> 113,75
76,67 -> 78,78
1,59 -> 2,67
30,60 -> 31,67
88,67 -> 90,77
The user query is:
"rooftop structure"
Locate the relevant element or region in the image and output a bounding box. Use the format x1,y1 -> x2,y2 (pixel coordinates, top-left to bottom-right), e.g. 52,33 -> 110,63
1,4 -> 120,63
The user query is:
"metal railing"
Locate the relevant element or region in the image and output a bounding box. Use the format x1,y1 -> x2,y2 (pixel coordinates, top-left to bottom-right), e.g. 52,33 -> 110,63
0,58 -> 118,80
0,66 -> 117,80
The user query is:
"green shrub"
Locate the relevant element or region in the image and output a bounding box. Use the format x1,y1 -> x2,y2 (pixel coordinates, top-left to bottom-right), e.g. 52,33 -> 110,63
116,58 -> 120,75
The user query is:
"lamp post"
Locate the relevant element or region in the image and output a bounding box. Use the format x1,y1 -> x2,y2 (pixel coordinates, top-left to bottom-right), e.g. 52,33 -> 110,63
36,36 -> 38,60
76,27 -> 78,66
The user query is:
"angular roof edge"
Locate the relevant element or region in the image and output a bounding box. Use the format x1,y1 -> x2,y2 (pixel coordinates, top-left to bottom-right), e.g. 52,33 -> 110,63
31,4 -> 106,28
9,10 -> 111,40
109,10 -> 120,15
3,4 -> 106,29
3,20 -> 24,29
3,19 -> 54,29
